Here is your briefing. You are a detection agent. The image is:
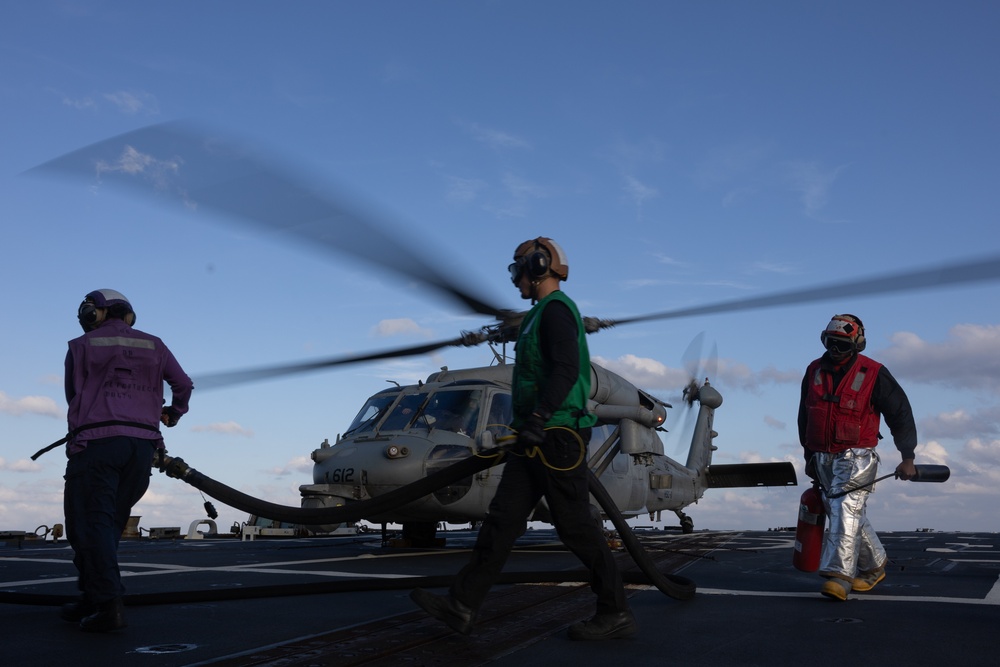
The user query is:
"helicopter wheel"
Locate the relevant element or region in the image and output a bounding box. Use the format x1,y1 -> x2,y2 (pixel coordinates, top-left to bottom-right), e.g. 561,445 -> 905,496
675,510 -> 694,534
391,521 -> 446,548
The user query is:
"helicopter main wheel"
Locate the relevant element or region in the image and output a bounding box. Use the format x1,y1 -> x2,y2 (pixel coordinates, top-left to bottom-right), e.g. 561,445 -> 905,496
391,521 -> 446,548
675,510 -> 694,534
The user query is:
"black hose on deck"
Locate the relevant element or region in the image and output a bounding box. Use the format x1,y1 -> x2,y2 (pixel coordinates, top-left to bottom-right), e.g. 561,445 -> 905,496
157,451 -> 498,526
165,451 -> 695,600
588,469 -> 696,600
0,451 -> 697,607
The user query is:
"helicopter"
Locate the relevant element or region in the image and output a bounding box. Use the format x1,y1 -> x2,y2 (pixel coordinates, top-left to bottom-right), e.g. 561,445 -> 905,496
296,356 -> 793,540
29,121 -> 1000,541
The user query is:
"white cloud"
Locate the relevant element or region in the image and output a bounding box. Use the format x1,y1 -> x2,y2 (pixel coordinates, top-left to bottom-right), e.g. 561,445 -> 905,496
592,354 -> 800,397
371,318 -> 433,338
190,421 -> 254,437
748,261 -> 798,275
459,121 -> 531,150
102,90 -> 160,115
591,354 -> 690,393
919,406 -> 1000,441
651,253 -> 686,267
879,324 -> 1000,391
0,392 -> 62,418
606,136 -> 665,169
95,145 -> 185,197
721,185 -> 758,208
783,160 -> 847,216
0,457 -> 44,473
266,456 -> 314,477
961,438 -> 1000,467
703,359 -> 800,394
623,175 -> 659,220
445,175 -> 487,204
501,172 -> 547,200
917,440 -> 951,466
60,94 -> 97,111
764,415 -> 786,430
53,88 -> 159,115
694,138 -> 772,188
623,174 -> 658,202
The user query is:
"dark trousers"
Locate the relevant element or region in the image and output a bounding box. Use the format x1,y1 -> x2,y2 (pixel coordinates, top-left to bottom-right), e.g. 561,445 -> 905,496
450,427 -> 628,615
64,436 -> 155,603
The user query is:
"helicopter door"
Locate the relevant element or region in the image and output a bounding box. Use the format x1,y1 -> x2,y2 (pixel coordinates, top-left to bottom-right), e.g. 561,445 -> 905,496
477,391 -> 512,451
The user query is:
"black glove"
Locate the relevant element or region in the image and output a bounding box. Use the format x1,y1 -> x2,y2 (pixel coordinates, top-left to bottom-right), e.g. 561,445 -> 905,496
517,413 -> 547,449
161,407 -> 181,428
804,454 -> 818,481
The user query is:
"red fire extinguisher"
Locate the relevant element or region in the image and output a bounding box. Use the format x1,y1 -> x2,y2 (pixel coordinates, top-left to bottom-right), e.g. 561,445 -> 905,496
792,484 -> 826,572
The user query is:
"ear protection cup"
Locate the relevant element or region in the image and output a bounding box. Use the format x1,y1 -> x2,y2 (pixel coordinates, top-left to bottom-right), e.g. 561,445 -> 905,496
526,248 -> 550,279
849,314 -> 866,352
78,301 -> 106,330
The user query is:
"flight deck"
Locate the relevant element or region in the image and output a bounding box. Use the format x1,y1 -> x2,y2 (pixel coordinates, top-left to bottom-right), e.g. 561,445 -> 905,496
1,528 -> 998,666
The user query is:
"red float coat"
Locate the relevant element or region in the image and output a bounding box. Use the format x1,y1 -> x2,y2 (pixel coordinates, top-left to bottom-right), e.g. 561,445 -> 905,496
801,353 -> 883,454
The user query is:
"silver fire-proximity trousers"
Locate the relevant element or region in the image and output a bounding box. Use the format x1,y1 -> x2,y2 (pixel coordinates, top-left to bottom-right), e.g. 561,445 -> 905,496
814,447 -> 886,578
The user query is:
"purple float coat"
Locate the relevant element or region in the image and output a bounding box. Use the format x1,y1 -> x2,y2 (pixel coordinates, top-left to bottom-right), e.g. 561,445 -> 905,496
64,318 -> 193,454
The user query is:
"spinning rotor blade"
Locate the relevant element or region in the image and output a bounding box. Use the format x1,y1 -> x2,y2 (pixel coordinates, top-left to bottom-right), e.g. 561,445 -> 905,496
706,342 -> 719,384
602,254 -> 1000,328
672,333 -> 704,454
194,336 -> 469,390
28,121 -> 506,319
673,334 -> 718,455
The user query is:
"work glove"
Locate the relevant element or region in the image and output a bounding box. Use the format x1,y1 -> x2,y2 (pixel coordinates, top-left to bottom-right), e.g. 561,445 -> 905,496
161,407 -> 182,428
517,412 -> 547,449
804,454 -> 818,481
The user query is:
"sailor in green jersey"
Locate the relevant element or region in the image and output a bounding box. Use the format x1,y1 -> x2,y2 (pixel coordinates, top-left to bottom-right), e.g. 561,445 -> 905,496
411,237 -> 636,641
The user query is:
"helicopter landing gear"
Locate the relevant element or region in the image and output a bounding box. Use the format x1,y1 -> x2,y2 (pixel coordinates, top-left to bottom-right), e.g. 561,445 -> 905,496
675,510 -> 694,534
388,521 -> 446,548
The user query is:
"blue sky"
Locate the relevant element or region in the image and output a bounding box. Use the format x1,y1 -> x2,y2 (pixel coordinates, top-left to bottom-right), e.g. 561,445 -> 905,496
2,1 -> 998,535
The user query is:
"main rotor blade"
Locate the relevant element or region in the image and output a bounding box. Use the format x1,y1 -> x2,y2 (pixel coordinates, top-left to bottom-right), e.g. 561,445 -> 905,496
194,336 -> 467,390
28,121 -> 506,319
609,254 -> 1000,327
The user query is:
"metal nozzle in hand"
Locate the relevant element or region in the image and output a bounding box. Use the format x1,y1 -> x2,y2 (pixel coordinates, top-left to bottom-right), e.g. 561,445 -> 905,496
826,464 -> 951,499
153,450 -> 192,480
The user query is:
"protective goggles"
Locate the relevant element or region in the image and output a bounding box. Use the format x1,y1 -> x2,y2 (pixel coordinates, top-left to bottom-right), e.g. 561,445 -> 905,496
824,337 -> 855,354
508,259 -> 526,284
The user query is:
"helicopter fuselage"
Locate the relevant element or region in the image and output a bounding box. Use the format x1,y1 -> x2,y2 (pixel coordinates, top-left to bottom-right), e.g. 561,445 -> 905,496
299,363 -> 716,532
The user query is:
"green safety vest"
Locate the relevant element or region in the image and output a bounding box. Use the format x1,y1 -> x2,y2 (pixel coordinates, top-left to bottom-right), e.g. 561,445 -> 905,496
511,290 -> 596,430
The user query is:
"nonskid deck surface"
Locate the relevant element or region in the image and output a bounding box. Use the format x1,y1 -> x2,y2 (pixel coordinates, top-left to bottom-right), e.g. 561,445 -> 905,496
1,529 -> 997,666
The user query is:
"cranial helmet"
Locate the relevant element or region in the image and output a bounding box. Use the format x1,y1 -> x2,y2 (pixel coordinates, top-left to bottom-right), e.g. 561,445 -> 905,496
78,289 -> 136,332
508,237 -> 569,285
820,314 -> 866,357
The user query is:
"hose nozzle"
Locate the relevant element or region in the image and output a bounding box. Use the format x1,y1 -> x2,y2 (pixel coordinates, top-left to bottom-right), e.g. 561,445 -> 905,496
154,451 -> 192,480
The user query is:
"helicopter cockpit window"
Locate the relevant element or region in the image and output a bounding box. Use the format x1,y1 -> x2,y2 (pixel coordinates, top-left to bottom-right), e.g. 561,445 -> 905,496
379,393 -> 427,431
421,389 -> 482,435
344,391 -> 400,435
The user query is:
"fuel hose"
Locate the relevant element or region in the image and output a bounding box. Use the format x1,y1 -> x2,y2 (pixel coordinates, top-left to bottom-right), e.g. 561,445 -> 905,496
0,449 -> 695,607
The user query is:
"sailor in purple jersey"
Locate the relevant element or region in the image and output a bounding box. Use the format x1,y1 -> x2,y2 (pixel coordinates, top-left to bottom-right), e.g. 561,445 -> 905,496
61,289 -> 193,632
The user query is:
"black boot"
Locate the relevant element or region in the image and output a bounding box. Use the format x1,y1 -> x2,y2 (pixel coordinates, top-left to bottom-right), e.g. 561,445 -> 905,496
80,597 -> 127,633
60,598 -> 96,623
568,610 -> 638,640
409,588 -> 476,635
